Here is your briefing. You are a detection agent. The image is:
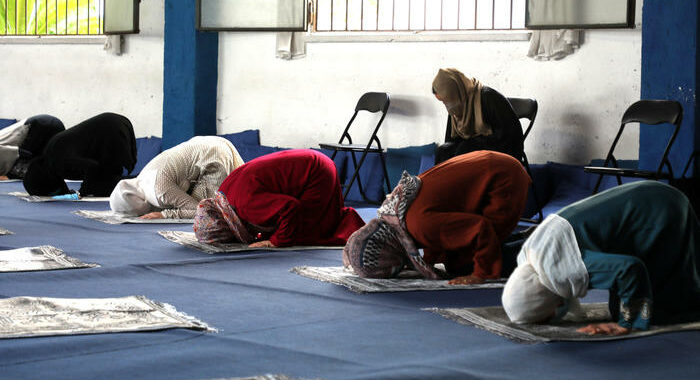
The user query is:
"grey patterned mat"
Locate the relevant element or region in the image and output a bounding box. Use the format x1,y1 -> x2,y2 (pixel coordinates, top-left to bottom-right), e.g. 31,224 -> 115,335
220,375 -> 315,380
0,227 -> 12,235
7,191 -> 109,202
0,245 -> 98,272
158,230 -> 343,254
73,210 -> 194,225
0,295 -> 214,339
428,303 -> 700,344
291,266 -> 506,293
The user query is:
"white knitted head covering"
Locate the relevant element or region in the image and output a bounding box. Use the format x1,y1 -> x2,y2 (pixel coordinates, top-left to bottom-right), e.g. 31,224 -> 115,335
502,214 -> 589,323
502,263 -> 562,323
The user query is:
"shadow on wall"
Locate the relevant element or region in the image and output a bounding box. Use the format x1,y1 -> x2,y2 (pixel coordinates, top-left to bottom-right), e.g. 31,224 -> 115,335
388,95 -> 436,118
539,111 -> 599,164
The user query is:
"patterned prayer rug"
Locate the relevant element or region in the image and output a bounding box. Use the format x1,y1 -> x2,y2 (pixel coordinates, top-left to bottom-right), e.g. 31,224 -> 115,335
158,230 -> 343,254
73,210 -> 194,225
7,191 -> 109,202
291,266 -> 506,293
0,246 -> 98,272
224,375 -> 312,380
428,303 -> 700,343
0,296 -> 214,339
0,227 -> 12,235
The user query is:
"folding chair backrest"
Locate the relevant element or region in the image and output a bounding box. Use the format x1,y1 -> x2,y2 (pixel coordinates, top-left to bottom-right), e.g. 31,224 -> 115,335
507,97 -> 538,140
616,100 -> 683,174
356,92 -> 391,113
622,99 -> 683,126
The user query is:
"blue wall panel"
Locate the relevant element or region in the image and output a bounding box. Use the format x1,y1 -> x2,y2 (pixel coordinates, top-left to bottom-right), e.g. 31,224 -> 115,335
162,0 -> 218,149
640,0 -> 699,176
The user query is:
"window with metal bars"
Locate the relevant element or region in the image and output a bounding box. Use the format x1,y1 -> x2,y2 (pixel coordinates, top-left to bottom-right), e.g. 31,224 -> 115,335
1,0 -> 104,36
314,0 -> 526,32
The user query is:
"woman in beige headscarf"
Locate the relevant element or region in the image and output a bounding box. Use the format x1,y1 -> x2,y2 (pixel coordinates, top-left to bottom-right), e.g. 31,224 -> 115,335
432,68 -> 524,164
109,136 -> 244,219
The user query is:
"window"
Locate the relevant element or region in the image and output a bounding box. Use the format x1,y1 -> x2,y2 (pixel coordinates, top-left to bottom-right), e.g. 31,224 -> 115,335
1,0 -> 104,36
314,0 -> 526,32
197,0 -> 308,32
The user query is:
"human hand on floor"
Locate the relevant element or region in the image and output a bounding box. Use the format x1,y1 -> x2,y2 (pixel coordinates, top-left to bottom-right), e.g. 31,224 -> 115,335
448,275 -> 484,285
0,175 -> 8,180
576,322 -> 630,336
249,240 -> 275,248
140,211 -> 164,220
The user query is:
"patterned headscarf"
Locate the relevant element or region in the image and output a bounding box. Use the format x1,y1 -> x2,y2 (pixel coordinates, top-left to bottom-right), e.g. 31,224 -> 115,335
193,191 -> 253,244
343,171 -> 441,279
432,68 -> 492,140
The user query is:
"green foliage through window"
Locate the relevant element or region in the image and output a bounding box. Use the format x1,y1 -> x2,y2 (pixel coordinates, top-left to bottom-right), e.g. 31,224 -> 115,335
1,0 -> 103,35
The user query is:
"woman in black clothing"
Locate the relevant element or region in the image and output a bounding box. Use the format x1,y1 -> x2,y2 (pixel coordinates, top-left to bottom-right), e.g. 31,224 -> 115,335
23,112 -> 137,197
0,115 -> 65,180
432,68 -> 523,164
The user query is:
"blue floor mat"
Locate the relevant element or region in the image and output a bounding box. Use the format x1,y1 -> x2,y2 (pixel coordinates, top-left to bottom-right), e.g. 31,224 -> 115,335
2,177 -> 699,380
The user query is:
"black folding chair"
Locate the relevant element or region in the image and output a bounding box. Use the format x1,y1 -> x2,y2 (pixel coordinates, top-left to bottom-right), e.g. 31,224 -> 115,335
507,97 -> 543,223
319,92 -> 392,204
584,100 -> 683,194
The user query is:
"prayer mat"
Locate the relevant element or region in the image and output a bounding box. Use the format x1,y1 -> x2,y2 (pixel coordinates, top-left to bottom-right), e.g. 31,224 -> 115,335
224,375 -> 312,380
0,227 -> 12,235
0,295 -> 214,339
427,302 -> 700,344
291,266 -> 506,293
7,191 -> 109,202
73,210 -> 194,225
158,230 -> 343,254
0,246 -> 98,272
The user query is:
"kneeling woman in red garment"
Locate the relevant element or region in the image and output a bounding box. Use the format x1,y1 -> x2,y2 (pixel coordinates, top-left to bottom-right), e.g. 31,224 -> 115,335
193,149 -> 366,248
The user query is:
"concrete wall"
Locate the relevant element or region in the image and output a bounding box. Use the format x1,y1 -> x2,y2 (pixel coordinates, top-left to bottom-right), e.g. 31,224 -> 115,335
0,0 -> 643,165
217,29 -> 641,165
0,0 -> 164,138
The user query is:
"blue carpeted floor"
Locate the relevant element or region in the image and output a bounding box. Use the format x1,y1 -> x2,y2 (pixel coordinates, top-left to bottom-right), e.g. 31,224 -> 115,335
1,172 -> 699,380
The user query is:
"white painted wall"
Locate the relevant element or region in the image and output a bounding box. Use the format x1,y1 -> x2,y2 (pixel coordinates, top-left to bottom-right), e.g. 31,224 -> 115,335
0,0 -> 164,138
217,29 -> 641,165
0,0 -> 642,166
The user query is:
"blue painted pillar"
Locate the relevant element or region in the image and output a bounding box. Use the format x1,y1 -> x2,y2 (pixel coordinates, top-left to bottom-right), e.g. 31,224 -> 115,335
640,0 -> 699,176
162,0 -> 218,149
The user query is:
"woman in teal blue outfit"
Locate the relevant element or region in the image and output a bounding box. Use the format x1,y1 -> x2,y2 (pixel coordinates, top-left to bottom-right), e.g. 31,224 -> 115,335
502,181 -> 700,336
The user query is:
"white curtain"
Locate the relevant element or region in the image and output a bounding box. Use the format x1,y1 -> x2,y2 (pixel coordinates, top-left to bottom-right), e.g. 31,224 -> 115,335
276,0 -> 307,60
527,30 -> 581,61
276,32 -> 306,60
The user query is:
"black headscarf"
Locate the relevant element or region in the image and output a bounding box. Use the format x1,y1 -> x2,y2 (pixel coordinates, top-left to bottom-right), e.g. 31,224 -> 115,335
23,156 -> 70,196
5,115 -> 65,180
20,115 -> 65,157
23,113 -> 137,196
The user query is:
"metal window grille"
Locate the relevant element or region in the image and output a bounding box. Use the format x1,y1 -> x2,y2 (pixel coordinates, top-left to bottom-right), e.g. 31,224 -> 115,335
314,0 -> 526,32
1,0 -> 103,36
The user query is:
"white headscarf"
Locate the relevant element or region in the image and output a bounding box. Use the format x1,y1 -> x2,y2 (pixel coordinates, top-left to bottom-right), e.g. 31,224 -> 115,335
109,177 -> 153,216
502,214 -> 589,323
